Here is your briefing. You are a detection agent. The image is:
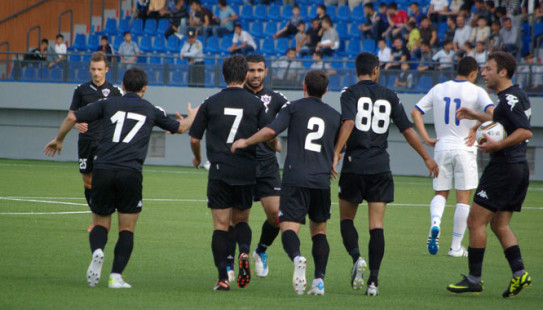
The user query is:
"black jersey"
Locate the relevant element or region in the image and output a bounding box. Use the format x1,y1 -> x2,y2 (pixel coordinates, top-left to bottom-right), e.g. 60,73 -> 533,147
189,87 -> 269,185
340,80 -> 412,174
74,93 -> 180,172
268,97 -> 341,189
491,84 -> 532,163
70,81 -> 123,141
244,85 -> 288,160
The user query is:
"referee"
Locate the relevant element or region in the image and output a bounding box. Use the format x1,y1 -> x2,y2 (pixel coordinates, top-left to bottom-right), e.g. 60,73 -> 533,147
68,51 -> 123,232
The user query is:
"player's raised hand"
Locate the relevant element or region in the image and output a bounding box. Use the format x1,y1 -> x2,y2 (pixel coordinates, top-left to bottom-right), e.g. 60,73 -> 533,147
424,137 -> 438,147
477,133 -> 500,153
231,139 -> 248,153
75,122 -> 89,133
187,102 -> 200,117
424,157 -> 439,178
44,139 -> 62,157
456,107 -> 476,120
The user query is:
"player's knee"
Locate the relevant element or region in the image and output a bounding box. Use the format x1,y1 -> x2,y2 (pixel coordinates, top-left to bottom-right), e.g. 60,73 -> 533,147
490,221 -> 507,235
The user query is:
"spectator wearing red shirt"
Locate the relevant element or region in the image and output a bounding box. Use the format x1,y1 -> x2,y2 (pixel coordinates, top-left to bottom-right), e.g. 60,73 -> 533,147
384,2 -> 408,41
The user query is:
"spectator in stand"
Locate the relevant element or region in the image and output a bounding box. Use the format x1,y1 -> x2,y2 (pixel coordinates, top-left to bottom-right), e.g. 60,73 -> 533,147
522,0 -> 542,22
310,51 -> 337,76
427,0 -> 450,23
295,23 -> 306,54
97,36 -> 115,63
409,3 -> 424,26
406,21 -> 421,52
453,15 -> 472,52
473,0 -> 491,23
48,34 -> 66,69
133,0 -> 150,23
488,20 -> 501,51
325,0 -> 347,5
384,2 -> 408,41
316,4 -> 330,37
416,40 -> 434,71
316,17 -> 339,56
459,4 -> 475,25
517,52 -> 542,92
385,37 -> 410,70
377,39 -> 392,68
418,16 -> 438,50
164,0 -> 188,39
24,38 -> 49,63
188,0 -> 217,38
496,5 -> 520,28
359,3 -> 386,40
228,23 -> 257,55
455,41 -> 475,62
212,0 -> 238,37
180,30 -> 204,87
376,3 -> 390,37
504,0 -> 522,17
118,31 -> 140,66
485,1 -> 499,23
273,5 -> 303,39
469,16 -> 490,45
499,17 -> 519,54
272,48 -> 302,86
147,0 -> 167,20
446,0 -> 465,18
300,18 -> 321,57
432,39 -> 455,69
443,16 -> 457,44
394,62 -> 414,90
473,41 -> 488,65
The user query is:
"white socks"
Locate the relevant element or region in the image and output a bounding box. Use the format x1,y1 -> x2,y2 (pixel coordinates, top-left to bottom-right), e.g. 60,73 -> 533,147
451,203 -> 470,251
429,195 -> 446,227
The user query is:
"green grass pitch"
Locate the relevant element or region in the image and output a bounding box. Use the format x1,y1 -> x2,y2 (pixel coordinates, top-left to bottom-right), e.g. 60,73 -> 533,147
0,158 -> 541,309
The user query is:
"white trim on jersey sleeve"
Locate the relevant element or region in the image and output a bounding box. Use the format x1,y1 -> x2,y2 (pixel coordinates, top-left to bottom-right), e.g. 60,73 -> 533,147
114,85 -> 124,95
475,86 -> 493,112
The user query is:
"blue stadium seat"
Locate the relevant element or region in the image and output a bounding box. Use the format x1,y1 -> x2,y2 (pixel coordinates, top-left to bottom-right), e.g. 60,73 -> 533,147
50,66 -> 63,81
118,19 -> 130,36
113,35 -> 123,50
130,18 -> 144,36
325,5 -> 337,22
103,18 -> 117,36
220,36 -> 233,54
254,5 -> 267,21
170,68 -> 188,85
386,74 -> 397,88
143,19 -> 157,36
240,5 -> 254,21
69,53 -> 82,62
330,56 -> 344,69
336,5 -> 351,22
283,5 -> 293,20
77,67 -> 89,81
38,67 -> 48,80
345,40 -> 361,56
534,23 -> 543,36
302,55 -> 313,68
276,38 -> 289,55
251,21 -> 264,38
137,53 -> 148,63
348,23 -> 361,39
351,5 -> 364,23
156,19 -> 170,35
260,39 -> 275,55
71,33 -> 87,51
165,35 -> 180,53
153,34 -> 166,53
437,22 -> 448,40
263,22 -> 277,37
417,74 -> 433,91
205,36 -> 220,54
299,6 -> 308,22
336,21 -> 349,40
140,35 -> 153,52
328,74 -> 341,90
240,20 -> 250,32
308,6 -> 318,20
362,39 -> 376,53
87,34 -> 99,50
22,67 -> 37,81
149,53 -> 162,64
268,4 -> 282,21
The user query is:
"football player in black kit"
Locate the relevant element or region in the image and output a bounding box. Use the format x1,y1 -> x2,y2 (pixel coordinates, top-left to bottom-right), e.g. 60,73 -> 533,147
232,70 -> 341,296
45,67 -> 198,288
332,52 -> 438,296
448,51 -> 532,298
189,55 -> 272,291
69,51 -> 123,232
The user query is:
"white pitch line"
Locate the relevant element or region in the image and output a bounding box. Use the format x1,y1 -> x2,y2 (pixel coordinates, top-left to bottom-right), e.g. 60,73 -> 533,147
0,211 -> 91,215
0,197 -> 87,206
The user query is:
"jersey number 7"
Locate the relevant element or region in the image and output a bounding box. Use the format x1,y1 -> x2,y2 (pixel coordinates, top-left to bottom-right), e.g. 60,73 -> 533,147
110,111 -> 147,143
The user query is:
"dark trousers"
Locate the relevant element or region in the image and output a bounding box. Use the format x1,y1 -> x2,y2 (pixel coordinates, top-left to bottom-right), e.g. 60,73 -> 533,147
188,62 -> 205,87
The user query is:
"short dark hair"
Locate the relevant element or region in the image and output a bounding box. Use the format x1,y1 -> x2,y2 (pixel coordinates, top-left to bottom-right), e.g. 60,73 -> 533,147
364,3 -> 374,9
222,55 -> 248,84
443,39 -> 453,46
123,31 -> 131,37
317,4 -> 326,11
496,6 -> 506,16
387,2 -> 398,10
90,51 -> 109,66
218,0 -> 226,6
457,56 -> 479,76
286,47 -> 296,54
322,16 -> 332,25
355,52 -> 379,77
191,0 -> 201,6
123,67 -> 148,92
304,70 -> 328,98
246,53 -> 267,68
410,2 -> 419,6
101,35 -> 109,41
56,34 -> 64,40
488,51 -> 516,79
407,21 -> 417,29
41,39 -> 49,45
485,0 -> 495,8
313,51 -> 323,59
293,4 -> 299,9
379,3 -> 387,8
420,40 -> 430,47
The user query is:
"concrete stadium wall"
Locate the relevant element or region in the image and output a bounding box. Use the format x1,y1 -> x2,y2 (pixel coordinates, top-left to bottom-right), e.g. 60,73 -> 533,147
1,82 -> 543,180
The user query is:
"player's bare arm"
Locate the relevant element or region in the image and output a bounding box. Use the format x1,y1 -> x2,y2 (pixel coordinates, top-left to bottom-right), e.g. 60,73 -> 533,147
190,137 -> 202,168
411,108 -> 438,147
478,128 -> 532,153
402,127 -> 439,178
456,106 -> 494,122
331,119 -> 354,178
44,111 -> 78,157
176,103 -> 200,134
231,127 -> 277,153
266,137 -> 282,153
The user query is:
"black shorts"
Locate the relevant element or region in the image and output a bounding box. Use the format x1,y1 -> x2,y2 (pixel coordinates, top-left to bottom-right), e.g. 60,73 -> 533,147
473,161 -> 529,212
78,139 -> 99,174
254,157 -> 281,201
207,179 -> 254,210
279,184 -> 331,224
91,169 -> 143,215
338,172 -> 394,204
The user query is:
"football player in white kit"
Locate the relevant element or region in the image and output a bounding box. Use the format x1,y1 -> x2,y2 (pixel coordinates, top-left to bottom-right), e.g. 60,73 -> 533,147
411,57 -> 494,257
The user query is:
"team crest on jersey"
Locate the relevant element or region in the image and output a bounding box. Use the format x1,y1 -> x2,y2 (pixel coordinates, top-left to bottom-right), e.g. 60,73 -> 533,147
261,95 -> 272,112
102,88 -> 111,97
505,94 -> 518,111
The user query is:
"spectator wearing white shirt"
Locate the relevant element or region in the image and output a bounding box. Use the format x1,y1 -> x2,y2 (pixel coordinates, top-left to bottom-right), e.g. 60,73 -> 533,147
180,30 -> 204,86
48,34 -> 67,68
228,23 -> 256,55
432,39 -> 455,69
473,41 -> 488,65
310,51 -> 336,76
453,15 -> 472,52
499,17 -> 519,54
377,39 -> 391,67
427,0 -> 449,23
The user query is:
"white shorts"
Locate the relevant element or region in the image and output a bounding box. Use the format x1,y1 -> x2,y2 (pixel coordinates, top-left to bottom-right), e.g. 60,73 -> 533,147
433,149 -> 478,191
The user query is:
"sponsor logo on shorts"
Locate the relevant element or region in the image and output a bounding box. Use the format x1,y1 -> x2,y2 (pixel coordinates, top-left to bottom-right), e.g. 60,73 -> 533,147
274,187 -> 281,191
477,190 -> 488,199
338,186 -> 341,194
137,200 -> 143,208
278,209 -> 283,217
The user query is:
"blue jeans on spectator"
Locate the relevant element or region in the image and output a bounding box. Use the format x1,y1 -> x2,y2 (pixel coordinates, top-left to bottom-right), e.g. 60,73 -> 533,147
231,45 -> 255,56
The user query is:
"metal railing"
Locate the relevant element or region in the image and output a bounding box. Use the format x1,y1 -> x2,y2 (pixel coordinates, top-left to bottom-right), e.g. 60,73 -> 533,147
58,10 -> 74,46
0,0 -> 52,25
25,26 -> 41,53
1,51 -> 542,96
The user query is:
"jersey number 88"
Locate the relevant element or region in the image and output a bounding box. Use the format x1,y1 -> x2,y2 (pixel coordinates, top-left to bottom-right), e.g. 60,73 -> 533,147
355,97 -> 391,134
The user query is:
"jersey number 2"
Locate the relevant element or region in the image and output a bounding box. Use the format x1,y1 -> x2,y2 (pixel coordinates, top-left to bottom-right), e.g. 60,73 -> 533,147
110,111 -> 147,143
305,117 -> 325,152
355,97 -> 391,134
